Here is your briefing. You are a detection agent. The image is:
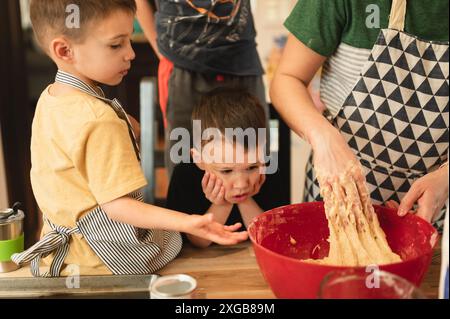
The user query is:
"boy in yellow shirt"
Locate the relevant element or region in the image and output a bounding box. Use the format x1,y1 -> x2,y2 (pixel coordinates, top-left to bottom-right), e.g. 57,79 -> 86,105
13,0 -> 247,277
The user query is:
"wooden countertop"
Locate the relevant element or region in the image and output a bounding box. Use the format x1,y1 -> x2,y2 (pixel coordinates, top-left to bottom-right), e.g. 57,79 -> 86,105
159,241 -> 275,299
161,241 -> 443,299
417,241 -> 442,299
0,241 -> 442,299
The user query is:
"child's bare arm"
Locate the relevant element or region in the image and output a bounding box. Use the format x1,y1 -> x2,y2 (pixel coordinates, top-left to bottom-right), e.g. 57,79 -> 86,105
187,172 -> 235,248
135,0 -> 161,58
237,198 -> 264,229
101,197 -> 247,245
237,174 -> 265,228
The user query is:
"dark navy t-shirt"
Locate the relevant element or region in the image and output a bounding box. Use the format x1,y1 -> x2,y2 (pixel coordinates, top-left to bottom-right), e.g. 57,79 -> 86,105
166,162 -> 287,229
155,0 -> 264,76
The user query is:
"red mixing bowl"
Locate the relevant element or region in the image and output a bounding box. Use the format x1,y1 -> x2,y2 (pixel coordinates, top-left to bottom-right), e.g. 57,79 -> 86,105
248,202 -> 438,299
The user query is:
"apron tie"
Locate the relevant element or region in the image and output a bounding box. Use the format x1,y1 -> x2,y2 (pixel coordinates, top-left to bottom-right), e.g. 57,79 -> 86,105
11,218 -> 80,277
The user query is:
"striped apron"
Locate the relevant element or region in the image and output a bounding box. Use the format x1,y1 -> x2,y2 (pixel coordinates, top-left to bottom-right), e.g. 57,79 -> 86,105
305,0 -> 449,229
12,71 -> 182,277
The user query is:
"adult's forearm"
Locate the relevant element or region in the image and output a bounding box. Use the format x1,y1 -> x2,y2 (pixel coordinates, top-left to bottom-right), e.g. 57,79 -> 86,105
135,0 -> 161,58
270,72 -> 335,149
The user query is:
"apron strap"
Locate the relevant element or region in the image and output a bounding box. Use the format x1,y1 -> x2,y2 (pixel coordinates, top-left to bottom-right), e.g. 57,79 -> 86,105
388,0 -> 407,31
11,218 -> 80,277
55,70 -> 141,161
109,98 -> 141,161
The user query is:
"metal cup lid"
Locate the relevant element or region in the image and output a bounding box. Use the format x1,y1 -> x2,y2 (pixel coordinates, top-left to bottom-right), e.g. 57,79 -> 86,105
0,202 -> 25,223
0,208 -> 14,219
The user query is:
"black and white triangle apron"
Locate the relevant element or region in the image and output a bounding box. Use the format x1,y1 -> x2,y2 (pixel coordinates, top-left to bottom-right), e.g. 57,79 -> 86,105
12,71 -> 182,277
304,0 -> 449,227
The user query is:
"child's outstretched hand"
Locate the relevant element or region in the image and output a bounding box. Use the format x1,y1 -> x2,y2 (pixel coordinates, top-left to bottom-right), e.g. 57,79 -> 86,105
202,172 -> 229,206
186,214 -> 248,245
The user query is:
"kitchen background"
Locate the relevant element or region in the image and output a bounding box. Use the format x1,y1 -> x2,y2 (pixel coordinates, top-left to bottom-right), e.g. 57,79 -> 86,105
0,127 -> 7,210
0,0 -> 312,244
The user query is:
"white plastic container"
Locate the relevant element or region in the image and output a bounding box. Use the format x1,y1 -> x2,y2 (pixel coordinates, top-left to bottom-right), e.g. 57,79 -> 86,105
150,274 -> 197,299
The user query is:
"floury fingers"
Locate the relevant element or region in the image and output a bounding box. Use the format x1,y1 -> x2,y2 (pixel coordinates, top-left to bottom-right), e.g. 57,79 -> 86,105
313,161 -> 401,267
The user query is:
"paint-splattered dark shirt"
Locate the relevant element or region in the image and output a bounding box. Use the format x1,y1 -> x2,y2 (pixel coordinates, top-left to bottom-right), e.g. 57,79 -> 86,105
155,0 -> 263,76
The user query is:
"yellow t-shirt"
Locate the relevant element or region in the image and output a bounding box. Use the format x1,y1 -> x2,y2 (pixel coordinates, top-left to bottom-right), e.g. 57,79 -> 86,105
31,86 -> 147,275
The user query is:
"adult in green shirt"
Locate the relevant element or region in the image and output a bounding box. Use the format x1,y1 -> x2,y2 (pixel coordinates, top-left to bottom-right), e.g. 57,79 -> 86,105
271,0 -> 449,225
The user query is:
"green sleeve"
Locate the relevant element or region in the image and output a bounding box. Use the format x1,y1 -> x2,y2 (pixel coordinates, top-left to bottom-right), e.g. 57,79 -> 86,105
284,0 -> 347,57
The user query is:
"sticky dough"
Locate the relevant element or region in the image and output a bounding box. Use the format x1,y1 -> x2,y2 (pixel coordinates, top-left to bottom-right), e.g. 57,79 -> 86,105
311,163 -> 401,266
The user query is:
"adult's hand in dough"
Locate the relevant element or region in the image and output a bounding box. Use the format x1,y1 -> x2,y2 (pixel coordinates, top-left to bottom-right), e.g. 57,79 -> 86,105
312,127 -> 362,185
398,165 -> 449,222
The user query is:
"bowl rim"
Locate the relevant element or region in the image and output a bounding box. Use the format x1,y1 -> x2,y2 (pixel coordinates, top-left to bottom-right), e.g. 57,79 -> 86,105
248,202 -> 439,269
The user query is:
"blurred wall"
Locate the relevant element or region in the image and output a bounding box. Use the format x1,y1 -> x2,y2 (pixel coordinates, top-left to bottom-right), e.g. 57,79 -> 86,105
0,125 -> 9,209
253,0 -> 310,204
253,0 -> 296,71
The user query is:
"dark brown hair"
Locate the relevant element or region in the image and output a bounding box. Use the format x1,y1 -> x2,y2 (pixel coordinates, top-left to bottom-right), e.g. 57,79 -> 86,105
30,0 -> 137,51
192,88 -> 267,149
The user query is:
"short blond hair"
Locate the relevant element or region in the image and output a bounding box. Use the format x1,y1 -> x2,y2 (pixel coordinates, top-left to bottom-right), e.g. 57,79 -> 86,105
30,0 -> 136,51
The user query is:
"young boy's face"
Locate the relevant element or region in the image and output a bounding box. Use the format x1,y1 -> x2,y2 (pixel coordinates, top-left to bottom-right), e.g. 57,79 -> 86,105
194,139 -> 264,204
70,10 -> 135,86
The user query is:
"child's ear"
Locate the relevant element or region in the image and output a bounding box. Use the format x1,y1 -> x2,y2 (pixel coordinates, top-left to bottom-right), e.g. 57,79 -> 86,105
50,37 -> 74,63
191,148 -> 205,170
